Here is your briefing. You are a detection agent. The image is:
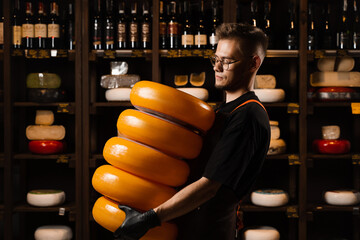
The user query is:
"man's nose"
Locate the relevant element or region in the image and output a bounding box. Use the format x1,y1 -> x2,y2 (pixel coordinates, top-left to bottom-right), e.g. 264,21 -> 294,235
213,61 -> 223,72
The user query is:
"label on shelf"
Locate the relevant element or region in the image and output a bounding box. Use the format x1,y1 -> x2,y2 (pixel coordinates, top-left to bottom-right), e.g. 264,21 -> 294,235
351,102 -> 360,114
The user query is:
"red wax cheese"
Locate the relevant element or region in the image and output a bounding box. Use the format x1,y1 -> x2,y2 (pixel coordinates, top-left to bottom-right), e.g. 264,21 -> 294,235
313,139 -> 351,154
29,140 -> 64,154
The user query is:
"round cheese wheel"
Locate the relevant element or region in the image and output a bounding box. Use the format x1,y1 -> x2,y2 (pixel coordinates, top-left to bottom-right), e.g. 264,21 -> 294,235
267,139 -> 286,155
254,75 -> 276,89
105,88 -> 132,101
26,125 -> 66,141
130,81 -> 215,133
251,189 -> 289,207
92,196 -> 178,239
324,190 -> 360,206
317,57 -> 355,72
117,109 -> 203,159
243,226 -> 280,240
317,87 -> 358,101
35,110 -> 54,125
270,125 -> 280,140
176,88 -> 209,101
34,225 -> 72,240
253,89 -> 285,103
27,190 -> 65,207
310,72 -> 360,87
103,136 -> 189,187
28,140 -> 64,154
26,73 -> 62,89
322,125 -> 340,140
27,88 -> 66,103
92,165 -> 176,211
313,139 -> 351,154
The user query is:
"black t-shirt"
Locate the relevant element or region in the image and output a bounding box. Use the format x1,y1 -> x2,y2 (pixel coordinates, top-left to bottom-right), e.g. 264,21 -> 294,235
176,91 -> 270,240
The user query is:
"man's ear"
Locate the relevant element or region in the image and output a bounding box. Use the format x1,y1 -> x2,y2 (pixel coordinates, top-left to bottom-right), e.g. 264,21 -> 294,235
250,55 -> 262,72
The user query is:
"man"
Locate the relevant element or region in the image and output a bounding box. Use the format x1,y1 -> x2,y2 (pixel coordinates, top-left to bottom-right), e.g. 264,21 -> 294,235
114,23 -> 270,240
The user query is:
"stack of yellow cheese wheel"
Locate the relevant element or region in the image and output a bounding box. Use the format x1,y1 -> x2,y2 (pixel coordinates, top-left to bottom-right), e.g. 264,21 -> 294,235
92,81 -> 215,240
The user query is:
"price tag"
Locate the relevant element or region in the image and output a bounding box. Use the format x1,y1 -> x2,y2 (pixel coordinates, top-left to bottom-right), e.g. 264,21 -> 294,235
56,155 -> 69,164
104,50 -> 115,59
287,103 -> 300,114
351,103 -> 360,114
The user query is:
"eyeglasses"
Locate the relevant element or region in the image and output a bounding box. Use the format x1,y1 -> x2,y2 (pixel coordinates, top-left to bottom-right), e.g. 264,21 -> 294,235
209,55 -> 241,70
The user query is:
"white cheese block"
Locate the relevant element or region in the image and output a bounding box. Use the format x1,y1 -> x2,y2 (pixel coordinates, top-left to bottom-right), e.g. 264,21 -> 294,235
176,88 -> 209,101
322,125 -> 340,140
324,190 -> 360,206
254,89 -> 285,102
26,125 -> 65,140
244,226 -> 280,240
35,110 -> 54,125
310,72 -> 360,87
251,189 -> 289,207
35,225 -> 73,240
267,139 -> 286,155
254,75 -> 276,89
317,57 -> 355,72
105,88 -> 131,101
271,125 -> 280,140
27,190 -> 65,207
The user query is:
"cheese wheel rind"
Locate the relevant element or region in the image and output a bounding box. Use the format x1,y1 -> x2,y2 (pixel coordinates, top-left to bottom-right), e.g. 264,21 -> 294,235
105,88 -> 132,101
92,196 -> 178,239
310,72 -> 360,87
26,73 -> 61,89
267,139 -> 286,155
117,109 -> 202,159
254,75 -> 276,89
322,125 -> 340,140
103,136 -> 189,187
27,190 -> 65,207
26,125 -> 66,140
243,226 -> 280,240
313,139 -> 351,154
35,110 -> 54,125
176,87 -> 209,101
317,57 -> 355,72
92,165 -> 176,211
130,81 -> 215,133
34,225 -> 72,240
324,190 -> 360,206
270,125 -> 280,140
251,189 -> 289,207
253,89 -> 285,102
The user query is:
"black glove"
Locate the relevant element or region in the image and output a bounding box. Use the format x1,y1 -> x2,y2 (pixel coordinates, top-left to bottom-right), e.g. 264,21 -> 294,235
114,205 -> 161,240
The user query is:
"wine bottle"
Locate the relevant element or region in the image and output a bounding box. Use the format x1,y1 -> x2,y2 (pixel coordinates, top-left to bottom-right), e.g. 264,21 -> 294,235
337,0 -> 351,49
250,0 -> 258,27
159,1 -> 167,49
116,0 -> 127,49
65,3 -> 75,50
195,0 -> 207,49
181,1 -> 194,49
22,1 -> 35,49
168,1 -> 179,49
141,1 -> 151,49
353,0 -> 360,49
129,2 -> 139,49
105,0 -> 115,50
47,0 -> 60,49
286,3 -> 297,50
263,0 -> 273,49
307,3 -> 317,50
12,0 -> 22,49
209,0 -> 220,50
321,4 -> 333,49
34,0 -> 47,49
0,3 -> 3,49
92,0 -> 103,50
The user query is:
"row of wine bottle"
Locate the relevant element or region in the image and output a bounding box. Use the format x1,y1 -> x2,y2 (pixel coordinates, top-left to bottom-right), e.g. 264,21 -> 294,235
2,0 -> 360,51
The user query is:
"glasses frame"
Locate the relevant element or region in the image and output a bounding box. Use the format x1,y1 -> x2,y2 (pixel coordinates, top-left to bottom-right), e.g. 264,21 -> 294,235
209,55 -> 241,70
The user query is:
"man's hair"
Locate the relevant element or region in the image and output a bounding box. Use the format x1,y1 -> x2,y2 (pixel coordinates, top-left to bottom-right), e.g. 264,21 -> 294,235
216,23 -> 268,58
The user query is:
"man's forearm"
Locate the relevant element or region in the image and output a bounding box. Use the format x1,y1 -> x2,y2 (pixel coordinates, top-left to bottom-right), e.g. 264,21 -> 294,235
154,177 -> 221,222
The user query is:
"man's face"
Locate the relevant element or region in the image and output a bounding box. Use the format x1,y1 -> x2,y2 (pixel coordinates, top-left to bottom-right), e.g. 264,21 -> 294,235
213,39 -> 253,91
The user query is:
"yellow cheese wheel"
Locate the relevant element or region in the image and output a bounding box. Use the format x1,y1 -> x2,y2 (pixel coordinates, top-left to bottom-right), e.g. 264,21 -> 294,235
117,109 -> 202,159
92,196 -> 178,240
130,81 -> 215,133
92,165 -> 176,211
103,136 -> 189,187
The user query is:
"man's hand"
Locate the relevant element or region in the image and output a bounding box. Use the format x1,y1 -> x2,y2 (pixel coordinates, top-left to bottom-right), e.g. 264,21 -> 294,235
114,205 -> 161,240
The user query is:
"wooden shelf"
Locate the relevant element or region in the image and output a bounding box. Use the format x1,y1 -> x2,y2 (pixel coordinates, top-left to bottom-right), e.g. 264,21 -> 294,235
11,49 -> 75,59
308,102 -> 354,107
309,203 -> 360,212
13,102 -> 76,114
14,202 -> 76,213
91,101 -> 133,107
308,49 -> 360,60
13,154 -> 76,167
308,153 -> 353,159
266,50 -> 299,58
240,204 -> 298,212
90,49 -> 152,60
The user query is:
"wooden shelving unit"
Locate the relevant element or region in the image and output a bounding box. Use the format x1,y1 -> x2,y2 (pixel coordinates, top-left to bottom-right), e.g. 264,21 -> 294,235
1,0 -> 359,239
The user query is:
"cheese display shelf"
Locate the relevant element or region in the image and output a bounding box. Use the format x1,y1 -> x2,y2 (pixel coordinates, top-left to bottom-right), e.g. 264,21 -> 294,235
14,203 -> 76,214
309,204 -> 360,213
240,204 -> 298,213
